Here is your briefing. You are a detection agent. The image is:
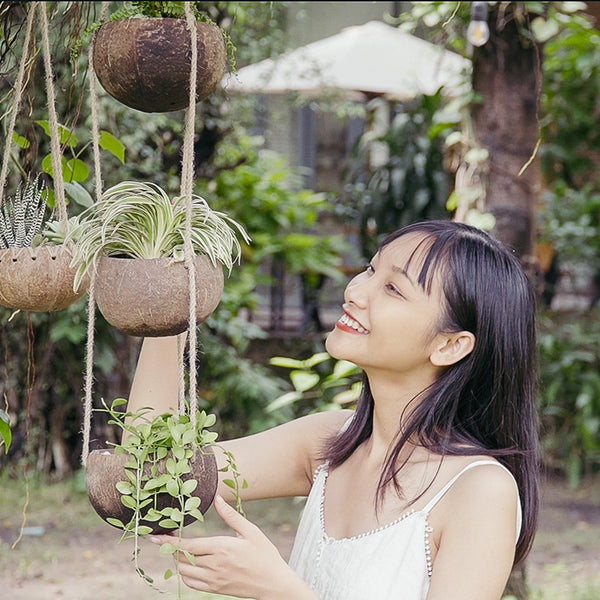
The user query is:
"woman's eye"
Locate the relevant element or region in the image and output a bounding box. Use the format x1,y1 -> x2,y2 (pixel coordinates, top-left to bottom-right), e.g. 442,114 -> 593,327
386,283 -> 404,297
365,263 -> 375,274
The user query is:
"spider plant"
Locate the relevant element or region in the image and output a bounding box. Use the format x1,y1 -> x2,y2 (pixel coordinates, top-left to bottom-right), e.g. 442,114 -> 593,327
67,181 -> 250,291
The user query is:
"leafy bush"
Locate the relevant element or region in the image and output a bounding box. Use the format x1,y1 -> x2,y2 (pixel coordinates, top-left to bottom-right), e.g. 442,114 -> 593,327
537,309 -> 600,486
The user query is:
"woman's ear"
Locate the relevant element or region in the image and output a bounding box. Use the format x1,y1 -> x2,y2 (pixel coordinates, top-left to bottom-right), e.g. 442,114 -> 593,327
430,331 -> 475,367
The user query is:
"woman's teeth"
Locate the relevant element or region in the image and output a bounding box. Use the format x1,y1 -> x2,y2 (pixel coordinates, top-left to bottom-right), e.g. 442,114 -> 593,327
340,313 -> 368,333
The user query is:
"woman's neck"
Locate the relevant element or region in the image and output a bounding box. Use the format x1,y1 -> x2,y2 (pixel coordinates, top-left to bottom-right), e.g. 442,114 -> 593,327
365,369 -> 437,450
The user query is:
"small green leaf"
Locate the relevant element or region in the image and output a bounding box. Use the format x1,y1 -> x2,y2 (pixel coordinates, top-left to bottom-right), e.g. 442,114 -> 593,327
65,158 -> 89,183
121,495 -> 137,509
136,525 -> 153,536
166,478 -> 179,497
184,496 -> 201,511
164,569 -> 175,579
36,120 -> 78,147
64,181 -> 93,208
106,517 -> 125,528
116,481 -> 134,495
223,479 -> 236,489
182,550 -> 196,565
12,132 -> 30,149
158,518 -> 178,529
0,410 -> 11,453
290,370 -> 320,393
181,479 -> 198,495
159,542 -> 177,555
99,130 -> 126,163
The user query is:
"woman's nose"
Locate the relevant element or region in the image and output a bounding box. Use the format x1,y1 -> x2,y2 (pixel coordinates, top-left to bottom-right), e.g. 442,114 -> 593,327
344,272 -> 369,307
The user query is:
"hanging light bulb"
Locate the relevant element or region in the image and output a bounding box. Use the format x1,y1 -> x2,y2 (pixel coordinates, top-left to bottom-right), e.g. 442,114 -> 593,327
467,2 -> 490,47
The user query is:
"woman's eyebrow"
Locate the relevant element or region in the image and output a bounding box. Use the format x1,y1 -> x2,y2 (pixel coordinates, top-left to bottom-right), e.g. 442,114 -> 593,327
391,265 -> 417,287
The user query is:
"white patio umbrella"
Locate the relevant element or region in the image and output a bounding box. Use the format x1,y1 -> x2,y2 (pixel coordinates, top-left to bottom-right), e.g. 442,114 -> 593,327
222,20 -> 470,99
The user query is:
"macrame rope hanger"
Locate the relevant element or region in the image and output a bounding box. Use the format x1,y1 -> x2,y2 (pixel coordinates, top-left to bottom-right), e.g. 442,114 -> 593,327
81,2 -> 201,465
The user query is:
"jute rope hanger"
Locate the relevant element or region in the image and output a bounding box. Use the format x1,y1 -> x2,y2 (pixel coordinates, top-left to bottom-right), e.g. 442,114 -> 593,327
0,2 -> 70,232
81,1 -> 202,465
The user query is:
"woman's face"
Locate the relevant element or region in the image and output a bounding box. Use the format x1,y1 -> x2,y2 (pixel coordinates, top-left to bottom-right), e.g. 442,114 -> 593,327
326,233 -> 448,382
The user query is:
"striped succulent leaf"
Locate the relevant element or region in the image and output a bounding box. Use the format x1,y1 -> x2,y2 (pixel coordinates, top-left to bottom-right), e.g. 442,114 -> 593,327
0,176 -> 48,248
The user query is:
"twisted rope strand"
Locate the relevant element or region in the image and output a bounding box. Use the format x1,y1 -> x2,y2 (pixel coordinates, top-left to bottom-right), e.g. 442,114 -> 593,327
81,2 -> 109,465
38,1 -> 68,226
0,4 -> 36,202
181,2 -> 199,425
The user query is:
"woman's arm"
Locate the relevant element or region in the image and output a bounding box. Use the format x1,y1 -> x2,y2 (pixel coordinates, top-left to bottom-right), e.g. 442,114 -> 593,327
426,465 -> 520,600
126,336 -> 352,502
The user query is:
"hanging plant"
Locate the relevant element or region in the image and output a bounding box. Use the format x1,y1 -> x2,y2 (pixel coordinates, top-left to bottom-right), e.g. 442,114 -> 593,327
0,175 -> 88,312
66,180 -> 250,336
89,2 -> 233,113
86,397 -> 246,594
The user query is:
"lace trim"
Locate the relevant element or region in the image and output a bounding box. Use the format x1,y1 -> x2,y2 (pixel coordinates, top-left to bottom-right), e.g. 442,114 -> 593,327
318,462 -> 419,543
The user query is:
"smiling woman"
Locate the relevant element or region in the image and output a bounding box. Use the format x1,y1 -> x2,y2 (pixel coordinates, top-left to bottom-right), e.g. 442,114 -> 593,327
127,219 -> 539,600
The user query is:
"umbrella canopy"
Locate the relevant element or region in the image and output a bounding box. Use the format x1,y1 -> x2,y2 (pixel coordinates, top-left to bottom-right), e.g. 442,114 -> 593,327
222,21 -> 470,99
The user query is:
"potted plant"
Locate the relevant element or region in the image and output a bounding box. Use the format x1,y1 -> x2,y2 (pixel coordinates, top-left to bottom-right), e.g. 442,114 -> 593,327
86,397 -> 246,593
66,180 -> 249,337
0,175 -> 89,312
90,2 -> 232,113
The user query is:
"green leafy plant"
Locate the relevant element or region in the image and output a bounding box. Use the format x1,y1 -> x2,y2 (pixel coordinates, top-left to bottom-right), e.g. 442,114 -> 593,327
0,175 -> 48,248
66,180 -> 250,291
268,351 -> 362,417
538,309 -> 600,486
0,409 -> 11,454
13,122 -> 125,211
96,397 -> 246,596
342,91 -> 457,260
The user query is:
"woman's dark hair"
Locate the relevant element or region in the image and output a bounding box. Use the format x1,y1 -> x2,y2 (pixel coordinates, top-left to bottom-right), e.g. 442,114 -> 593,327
324,219 -> 539,565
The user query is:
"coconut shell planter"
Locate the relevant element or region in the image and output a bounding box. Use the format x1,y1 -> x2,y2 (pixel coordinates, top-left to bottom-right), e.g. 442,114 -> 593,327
92,17 -> 228,113
86,446 -> 218,534
94,254 -> 225,337
0,245 -> 89,312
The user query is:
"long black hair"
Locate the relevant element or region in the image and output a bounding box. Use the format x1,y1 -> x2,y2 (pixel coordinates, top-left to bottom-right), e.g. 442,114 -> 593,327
324,220 -> 539,565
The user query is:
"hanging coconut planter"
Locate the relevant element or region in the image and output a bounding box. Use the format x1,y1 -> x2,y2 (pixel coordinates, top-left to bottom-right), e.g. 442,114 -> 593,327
0,244 -> 88,312
94,254 -> 224,337
66,180 -> 249,338
86,446 -> 218,534
92,17 -> 228,113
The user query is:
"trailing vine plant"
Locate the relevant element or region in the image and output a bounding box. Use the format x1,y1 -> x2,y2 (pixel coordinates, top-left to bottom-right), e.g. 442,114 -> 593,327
97,397 -> 247,596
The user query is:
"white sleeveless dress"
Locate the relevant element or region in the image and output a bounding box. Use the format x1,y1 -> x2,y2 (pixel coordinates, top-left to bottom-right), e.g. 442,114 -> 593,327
288,460 -> 521,600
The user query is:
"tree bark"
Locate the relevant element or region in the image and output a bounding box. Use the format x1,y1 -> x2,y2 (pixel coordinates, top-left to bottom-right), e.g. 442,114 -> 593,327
471,5 -> 543,281
471,7 -> 545,600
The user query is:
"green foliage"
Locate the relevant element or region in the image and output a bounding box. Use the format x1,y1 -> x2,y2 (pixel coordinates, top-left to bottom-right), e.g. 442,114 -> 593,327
538,181 -> 600,264
13,121 -> 125,210
196,328 -> 290,436
0,175 -> 48,248
97,397 -> 246,594
0,409 -> 11,453
268,351 -> 362,418
540,5 -> 600,188
201,139 -> 350,281
342,92 -> 457,259
538,310 -> 600,486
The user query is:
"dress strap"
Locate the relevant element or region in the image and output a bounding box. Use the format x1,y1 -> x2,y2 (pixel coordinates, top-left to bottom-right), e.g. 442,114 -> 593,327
422,460 -> 512,514
421,459 -> 522,543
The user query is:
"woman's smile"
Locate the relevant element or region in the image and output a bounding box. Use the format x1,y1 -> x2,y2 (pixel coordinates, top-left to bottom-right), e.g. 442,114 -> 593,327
336,312 -> 370,335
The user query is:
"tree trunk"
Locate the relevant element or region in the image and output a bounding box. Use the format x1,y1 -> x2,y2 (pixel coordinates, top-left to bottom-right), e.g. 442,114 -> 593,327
471,6 -> 543,283
471,8 -> 544,600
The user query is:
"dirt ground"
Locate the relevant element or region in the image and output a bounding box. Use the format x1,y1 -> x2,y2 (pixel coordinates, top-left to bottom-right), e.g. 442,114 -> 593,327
1,472 -> 599,600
